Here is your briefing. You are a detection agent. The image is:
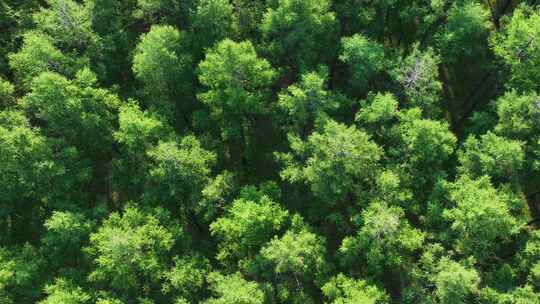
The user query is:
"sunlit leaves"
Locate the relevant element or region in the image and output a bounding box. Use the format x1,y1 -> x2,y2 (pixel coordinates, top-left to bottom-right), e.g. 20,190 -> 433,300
492,5 -> 540,91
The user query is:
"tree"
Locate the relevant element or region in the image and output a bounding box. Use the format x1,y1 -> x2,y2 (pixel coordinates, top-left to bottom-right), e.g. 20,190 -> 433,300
458,131 -> 524,184
433,258 -> 480,304
112,101 -> 173,199
8,31 -> 87,89
334,0 -> 445,43
33,0 -> 101,53
86,206 -> 181,298
114,101 -> 172,152
198,38 -> 276,137
339,34 -> 386,93
16,71 -> 113,210
0,110 -> 62,205
260,0 -> 338,73
443,176 -> 521,261
322,274 -> 389,304
210,192 -> 289,269
96,297 -> 124,304
39,278 -> 91,304
0,0 -> 40,75
134,0 -> 184,24
495,91 -> 540,142
132,25 -> 192,117
520,230 -> 540,289
0,244 -> 42,303
198,170 -> 238,222
398,109 -> 456,168
231,0 -> 266,39
339,201 -> 424,282
41,211 -> 92,269
491,5 -> 540,91
355,92 -> 400,143
23,68 -> 119,160
392,47 -> 442,118
84,0 -> 131,85
189,0 -> 237,59
277,68 -> 337,136
203,272 -> 265,304
0,77 -> 15,108
259,225 -> 329,303
393,108 -> 456,196
358,100 -> 456,199
144,136 -> 216,213
198,39 -> 276,169
435,1 -> 491,63
162,255 -> 211,303
494,90 -> 540,190
277,119 -> 382,206
403,244 -> 483,304
0,110 -> 88,240
479,285 -> 540,304
5,1 -> 540,303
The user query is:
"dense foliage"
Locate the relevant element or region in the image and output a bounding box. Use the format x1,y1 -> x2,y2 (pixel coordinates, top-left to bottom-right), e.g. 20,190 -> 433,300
1,0 -> 540,303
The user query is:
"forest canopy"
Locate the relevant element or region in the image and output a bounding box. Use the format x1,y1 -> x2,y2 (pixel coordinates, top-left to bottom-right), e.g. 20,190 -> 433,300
1,0 -> 540,303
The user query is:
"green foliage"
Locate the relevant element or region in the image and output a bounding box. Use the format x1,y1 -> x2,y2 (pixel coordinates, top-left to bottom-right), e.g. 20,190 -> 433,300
458,131 -> 524,182
8,31 -> 87,89
23,69 -> 119,158
112,101 -> 173,197
394,109 -> 456,193
393,47 -> 442,117
42,211 -> 93,268
86,206 -> 180,296
278,119 -> 382,205
39,278 -> 91,304
355,92 -> 400,143
203,272 -> 265,304
190,0 -> 237,56
480,285 -> 540,304
495,90 -> 540,141
259,226 -> 328,303
339,201 -> 424,275
444,176 -> 520,261
134,0 -> 183,23
132,25 -> 192,114
435,1 -> 491,63
0,78 -> 15,108
115,102 -> 172,151
84,0 -> 131,84
210,193 -> 289,268
231,0 -> 266,39
145,136 -> 216,210
198,170 -> 238,222
277,69 -> 337,135
3,1 -> 540,303
33,0 -> 100,52
398,109 -> 456,169
0,244 -> 42,303
492,5 -> 540,91
340,34 -> 386,92
494,90 -> 540,180
162,255 -> 211,301
356,92 -> 399,126
434,258 -> 480,304
260,225 -> 327,282
0,0 -> 40,74
198,39 -> 276,140
96,297 -> 125,304
322,274 -> 389,304
0,110 -> 86,211
261,0 -> 338,72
